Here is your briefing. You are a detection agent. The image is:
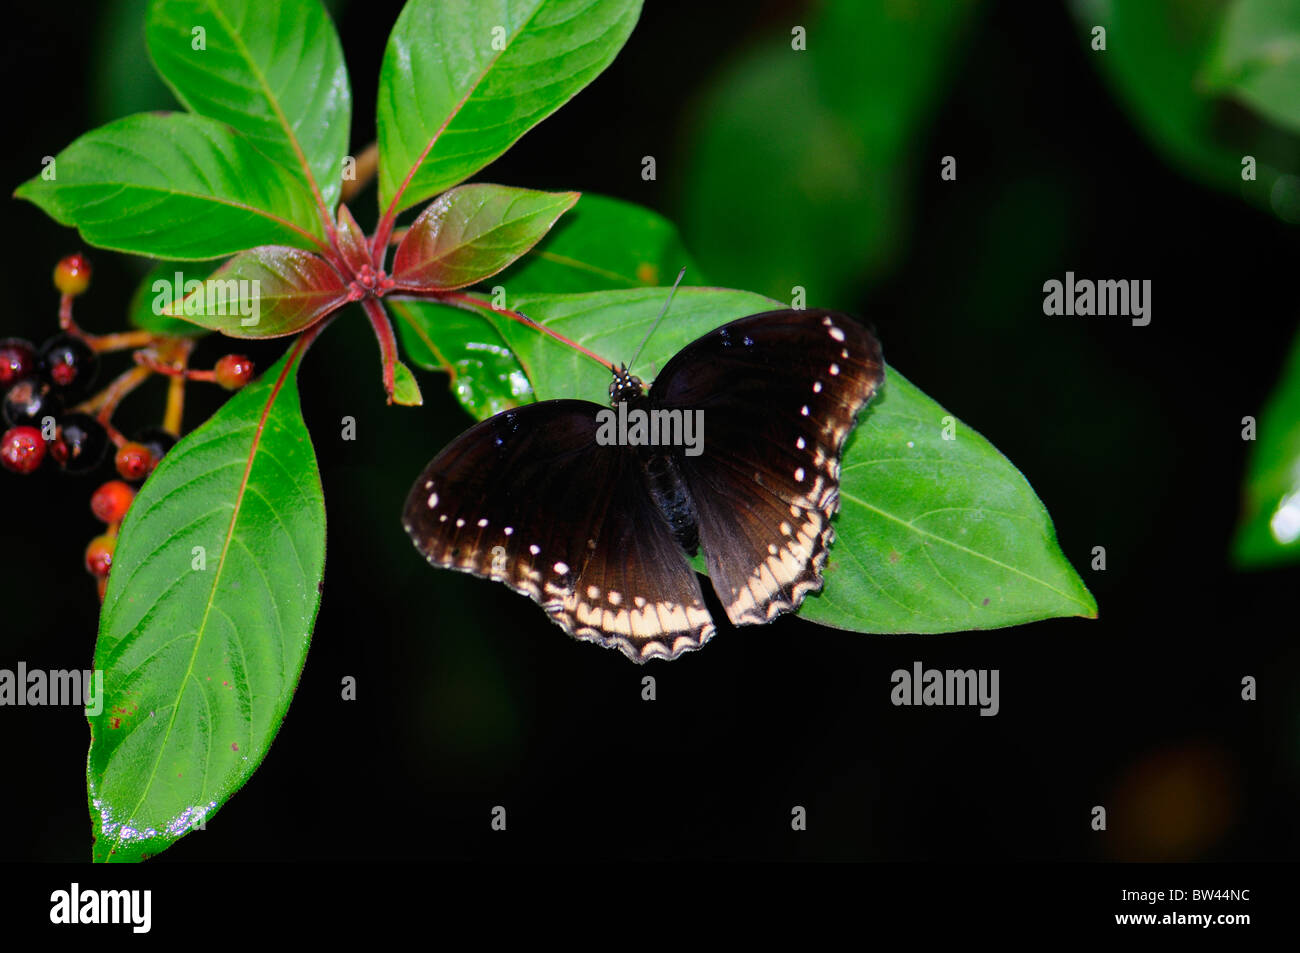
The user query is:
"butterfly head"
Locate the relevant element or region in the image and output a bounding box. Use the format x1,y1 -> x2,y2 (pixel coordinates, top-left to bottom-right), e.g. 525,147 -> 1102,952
609,363 -> 645,406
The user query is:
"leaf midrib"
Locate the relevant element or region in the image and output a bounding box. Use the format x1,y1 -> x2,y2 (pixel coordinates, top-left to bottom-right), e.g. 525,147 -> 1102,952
839,488 -> 1091,612
198,0 -> 331,215
383,0 -> 548,214
105,345 -> 303,859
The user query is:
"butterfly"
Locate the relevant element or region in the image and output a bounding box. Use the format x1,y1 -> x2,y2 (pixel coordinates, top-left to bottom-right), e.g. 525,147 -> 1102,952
402,308 -> 884,662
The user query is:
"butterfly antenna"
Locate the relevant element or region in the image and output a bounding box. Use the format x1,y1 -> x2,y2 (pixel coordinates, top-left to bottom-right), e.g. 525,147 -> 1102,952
628,266 -> 687,373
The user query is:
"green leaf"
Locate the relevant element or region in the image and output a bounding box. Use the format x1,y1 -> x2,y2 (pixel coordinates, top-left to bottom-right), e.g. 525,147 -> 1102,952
808,368 -> 1096,632
146,0 -> 352,210
482,287 -> 1096,633
14,113 -> 328,260
678,0 -> 978,306
93,0 -> 178,122
1233,325 -> 1300,566
392,184 -> 578,290
393,358 -> 424,406
167,245 -> 350,338
128,262 -> 213,337
390,297 -> 533,420
1070,0 -> 1300,219
1203,0 -> 1300,134
89,343 -> 325,862
496,192 -> 704,293
376,0 -> 641,216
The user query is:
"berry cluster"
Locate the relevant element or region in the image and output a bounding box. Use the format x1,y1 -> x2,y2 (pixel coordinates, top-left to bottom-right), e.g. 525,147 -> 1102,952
1,333 -> 101,474
2,253 -> 255,600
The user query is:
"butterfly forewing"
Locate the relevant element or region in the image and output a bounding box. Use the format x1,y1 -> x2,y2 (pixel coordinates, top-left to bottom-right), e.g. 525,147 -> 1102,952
402,401 -> 714,662
650,309 -> 884,627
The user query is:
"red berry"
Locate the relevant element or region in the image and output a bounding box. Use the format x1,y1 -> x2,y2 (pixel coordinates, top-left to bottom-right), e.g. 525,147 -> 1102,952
54,253 -> 92,297
1,425 -> 46,474
91,480 -> 135,524
214,354 -> 254,390
0,338 -> 37,387
85,534 -> 115,578
115,442 -> 155,481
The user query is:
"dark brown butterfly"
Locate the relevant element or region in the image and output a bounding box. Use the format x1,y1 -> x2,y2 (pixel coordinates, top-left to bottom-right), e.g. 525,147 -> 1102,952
403,309 -> 884,662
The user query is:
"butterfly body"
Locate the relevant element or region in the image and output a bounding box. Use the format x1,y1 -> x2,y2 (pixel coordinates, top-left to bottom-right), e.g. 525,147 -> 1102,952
609,368 -> 704,556
404,309 -> 884,662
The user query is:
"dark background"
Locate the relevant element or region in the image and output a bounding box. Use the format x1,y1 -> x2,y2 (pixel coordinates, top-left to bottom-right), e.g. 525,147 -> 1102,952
2,0 -> 1296,863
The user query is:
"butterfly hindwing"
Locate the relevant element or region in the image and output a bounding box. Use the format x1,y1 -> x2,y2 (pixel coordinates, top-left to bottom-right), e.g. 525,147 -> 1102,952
649,309 -> 885,627
402,401 -> 714,662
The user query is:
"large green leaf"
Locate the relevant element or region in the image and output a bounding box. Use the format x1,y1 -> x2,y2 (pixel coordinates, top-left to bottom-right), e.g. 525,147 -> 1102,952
93,0 -> 177,122
496,192 -> 703,293
1203,0 -> 1300,134
14,113 -> 328,259
391,184 -> 579,290
168,246 -> 350,338
146,0 -> 352,211
1071,0 -> 1300,217
376,0 -> 641,216
88,345 -> 325,862
391,297 -> 533,420
480,287 -> 1095,633
1233,324 -> 1300,566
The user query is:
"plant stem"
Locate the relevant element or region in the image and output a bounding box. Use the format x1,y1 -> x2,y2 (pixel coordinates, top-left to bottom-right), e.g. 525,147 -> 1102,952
361,297 -> 399,403
423,290 -> 616,371
340,142 -> 379,204
89,329 -> 162,353
159,342 -> 193,437
75,365 -> 152,421
163,375 -> 185,437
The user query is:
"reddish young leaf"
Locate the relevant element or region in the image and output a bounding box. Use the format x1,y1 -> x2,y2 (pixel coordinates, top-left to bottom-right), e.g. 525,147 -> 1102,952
169,246 -> 351,338
391,184 -> 579,291
336,203 -> 372,275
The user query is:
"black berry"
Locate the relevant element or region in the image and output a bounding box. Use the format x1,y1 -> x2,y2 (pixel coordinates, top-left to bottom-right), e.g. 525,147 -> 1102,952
0,338 -> 37,388
134,427 -> 177,467
2,378 -> 62,429
39,334 -> 97,395
50,413 -> 108,474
